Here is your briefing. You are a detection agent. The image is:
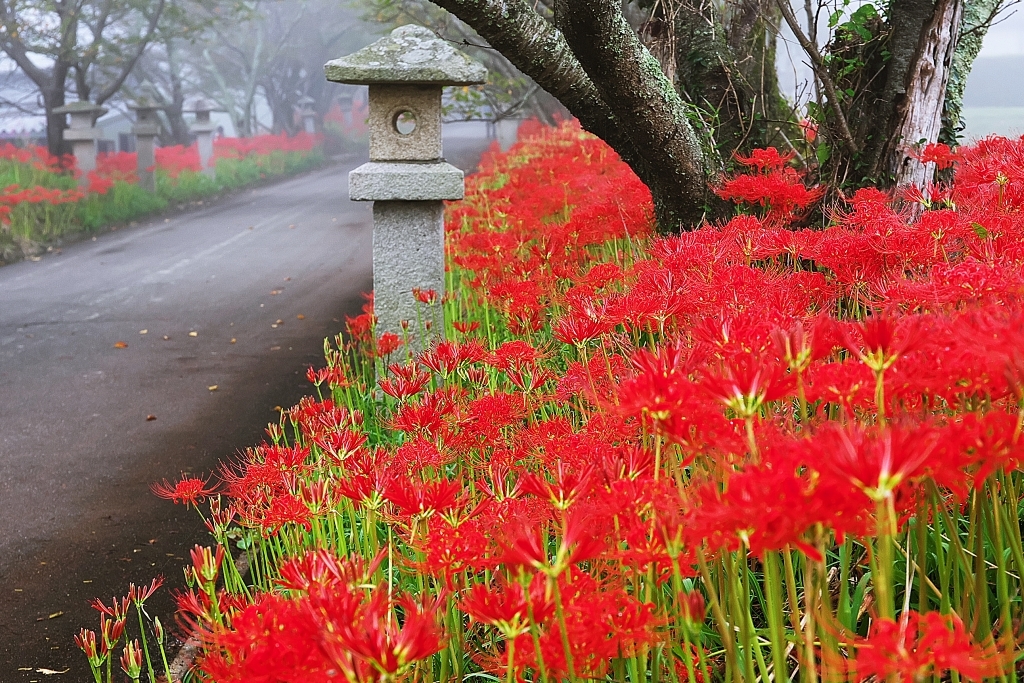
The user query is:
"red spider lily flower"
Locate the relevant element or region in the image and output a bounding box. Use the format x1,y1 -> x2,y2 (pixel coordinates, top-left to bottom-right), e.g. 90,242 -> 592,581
277,548 -> 385,593
918,142 -> 958,170
734,147 -> 795,172
312,589 -> 446,679
419,339 -> 488,376
853,610 -> 1008,682
258,492 -> 315,533
91,594 -> 130,620
173,588 -> 211,621
812,423 -> 938,502
489,340 -> 542,371
453,320 -> 480,334
150,474 -> 219,506
677,589 -> 706,629
460,574 -> 552,639
312,428 -> 367,464
839,312 -> 925,374
376,332 -> 403,358
379,366 -> 431,400
499,510 -> 603,575
412,287 -> 438,304
770,315 -> 838,372
127,576 -> 163,606
703,355 -> 793,419
336,449 -> 398,510
201,593 -> 334,682
519,461 -> 597,510
120,639 -> 143,679
74,629 -> 105,668
99,613 -> 126,652
190,544 -> 225,584
477,463 -> 523,501
384,477 -> 465,519
617,342 -> 696,422
799,118 -> 818,143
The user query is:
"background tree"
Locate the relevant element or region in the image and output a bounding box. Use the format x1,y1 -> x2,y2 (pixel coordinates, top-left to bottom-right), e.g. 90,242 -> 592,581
0,0 -> 166,155
401,0 -> 1012,230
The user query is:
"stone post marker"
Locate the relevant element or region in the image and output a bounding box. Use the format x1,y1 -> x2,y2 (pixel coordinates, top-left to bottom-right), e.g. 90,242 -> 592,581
54,101 -> 107,187
297,96 -> 317,134
325,25 -> 486,348
187,99 -> 218,178
130,103 -> 162,192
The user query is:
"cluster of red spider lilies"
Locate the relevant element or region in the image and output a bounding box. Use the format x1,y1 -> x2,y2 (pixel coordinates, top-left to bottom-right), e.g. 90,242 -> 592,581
80,120 -> 1024,682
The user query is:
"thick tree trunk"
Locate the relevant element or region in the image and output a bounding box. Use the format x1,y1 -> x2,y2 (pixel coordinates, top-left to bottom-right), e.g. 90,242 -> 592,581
430,0 -> 715,230
863,0 -> 939,178
42,81 -> 68,158
890,0 -> 963,189
560,0 -> 711,229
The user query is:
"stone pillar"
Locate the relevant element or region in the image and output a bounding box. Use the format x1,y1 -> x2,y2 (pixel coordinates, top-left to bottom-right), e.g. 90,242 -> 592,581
187,99 -> 217,178
130,104 -> 163,192
325,24 -> 486,350
53,102 -> 107,187
297,96 -> 317,134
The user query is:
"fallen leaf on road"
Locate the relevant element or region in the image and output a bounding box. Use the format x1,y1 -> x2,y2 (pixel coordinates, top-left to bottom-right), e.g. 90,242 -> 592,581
113,341 -> 128,349
288,224 -> 295,229
163,335 -> 170,340
189,331 -> 198,337
284,276 -> 291,281
139,329 -> 148,334
208,385 -> 218,391
248,226 -> 254,230
270,346 -> 281,351
230,338 -> 237,344
36,668 -> 70,675
296,314 -> 305,320
271,324 -> 279,329
146,415 -> 157,421
271,290 -> 281,295
275,319 -> 283,325
47,611 -> 63,619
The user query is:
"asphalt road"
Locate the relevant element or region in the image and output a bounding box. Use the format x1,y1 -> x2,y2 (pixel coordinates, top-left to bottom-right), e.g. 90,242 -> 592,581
0,137 -> 490,680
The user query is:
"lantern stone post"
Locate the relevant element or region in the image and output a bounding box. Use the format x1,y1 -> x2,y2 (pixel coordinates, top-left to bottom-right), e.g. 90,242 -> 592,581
297,96 -> 317,134
187,99 -> 218,178
130,104 -> 163,192
54,101 -> 107,187
325,25 -> 486,349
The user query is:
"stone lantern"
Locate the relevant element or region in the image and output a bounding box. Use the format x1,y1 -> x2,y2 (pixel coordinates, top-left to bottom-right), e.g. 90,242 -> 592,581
130,103 -> 163,192
297,96 -> 317,134
187,99 -> 218,178
325,24 -> 486,348
54,101 -> 107,187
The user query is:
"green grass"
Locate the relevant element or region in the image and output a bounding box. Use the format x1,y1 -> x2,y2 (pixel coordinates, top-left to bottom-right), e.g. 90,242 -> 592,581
0,146 -> 327,264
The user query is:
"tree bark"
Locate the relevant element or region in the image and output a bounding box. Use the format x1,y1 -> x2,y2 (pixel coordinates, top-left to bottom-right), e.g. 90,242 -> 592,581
891,0 -> 964,189
560,0 -> 711,228
429,0 -> 714,230
863,0 -> 939,177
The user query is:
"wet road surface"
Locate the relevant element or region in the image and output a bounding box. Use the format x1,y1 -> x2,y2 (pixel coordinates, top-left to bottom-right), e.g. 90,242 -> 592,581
0,136 -> 489,680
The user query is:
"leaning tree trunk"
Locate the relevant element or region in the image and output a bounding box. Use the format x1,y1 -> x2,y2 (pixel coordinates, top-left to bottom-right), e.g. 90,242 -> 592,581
890,0 -> 964,189
430,0 -> 716,231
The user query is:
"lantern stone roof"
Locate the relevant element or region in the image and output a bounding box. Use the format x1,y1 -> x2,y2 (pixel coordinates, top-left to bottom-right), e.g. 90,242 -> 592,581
53,101 -> 107,116
324,25 -> 486,86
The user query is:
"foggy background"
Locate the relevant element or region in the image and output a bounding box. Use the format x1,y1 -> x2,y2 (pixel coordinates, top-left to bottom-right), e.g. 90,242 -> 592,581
1,0 -> 1023,146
